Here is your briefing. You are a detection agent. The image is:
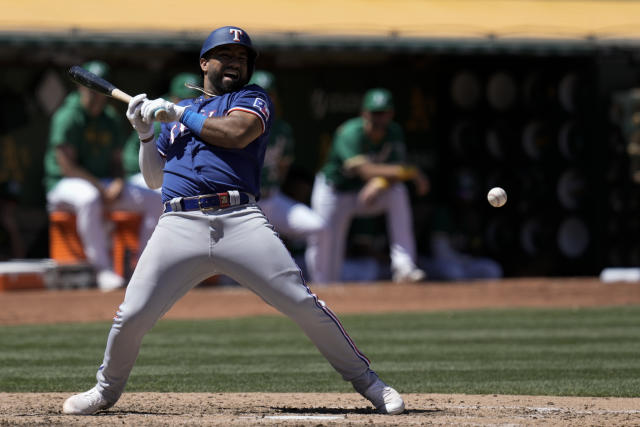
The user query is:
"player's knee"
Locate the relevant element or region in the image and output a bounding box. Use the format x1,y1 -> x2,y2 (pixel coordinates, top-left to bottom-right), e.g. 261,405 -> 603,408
113,303 -> 158,334
72,187 -> 103,215
281,294 -> 319,318
268,273 -> 318,316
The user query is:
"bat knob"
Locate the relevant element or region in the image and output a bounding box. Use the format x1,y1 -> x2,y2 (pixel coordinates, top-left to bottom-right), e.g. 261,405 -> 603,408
154,109 -> 169,122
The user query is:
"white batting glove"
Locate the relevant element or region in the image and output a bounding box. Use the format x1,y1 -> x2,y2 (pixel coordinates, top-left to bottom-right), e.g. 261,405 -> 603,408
126,94 -> 154,140
141,98 -> 186,123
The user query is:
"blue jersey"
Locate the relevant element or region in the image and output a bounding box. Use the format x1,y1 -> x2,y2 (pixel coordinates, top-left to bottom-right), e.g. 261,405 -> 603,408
156,84 -> 272,203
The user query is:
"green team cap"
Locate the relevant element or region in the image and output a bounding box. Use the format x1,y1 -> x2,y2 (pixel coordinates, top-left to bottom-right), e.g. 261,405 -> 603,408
169,72 -> 200,99
362,88 -> 394,112
249,70 -> 275,92
82,60 -> 110,79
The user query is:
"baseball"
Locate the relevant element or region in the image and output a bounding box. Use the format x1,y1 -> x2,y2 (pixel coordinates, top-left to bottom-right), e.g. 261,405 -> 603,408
487,187 -> 507,207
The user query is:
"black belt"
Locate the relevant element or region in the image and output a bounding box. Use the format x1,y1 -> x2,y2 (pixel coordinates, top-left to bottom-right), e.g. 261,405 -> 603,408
163,191 -> 255,213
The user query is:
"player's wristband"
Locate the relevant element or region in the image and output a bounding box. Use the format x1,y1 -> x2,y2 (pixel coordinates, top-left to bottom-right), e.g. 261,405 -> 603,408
179,109 -> 206,137
371,177 -> 390,189
397,166 -> 418,181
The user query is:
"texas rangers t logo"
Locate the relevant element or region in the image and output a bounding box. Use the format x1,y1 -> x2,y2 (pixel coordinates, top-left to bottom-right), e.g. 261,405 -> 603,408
229,28 -> 243,41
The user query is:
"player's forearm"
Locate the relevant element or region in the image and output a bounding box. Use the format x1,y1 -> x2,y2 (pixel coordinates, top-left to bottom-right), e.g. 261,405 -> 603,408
180,110 -> 261,149
199,119 -> 254,148
355,163 -> 416,182
57,157 -> 102,190
139,137 -> 165,189
66,168 -> 103,190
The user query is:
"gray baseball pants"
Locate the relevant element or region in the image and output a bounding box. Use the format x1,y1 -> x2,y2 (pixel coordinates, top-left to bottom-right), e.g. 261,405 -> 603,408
95,204 -> 377,403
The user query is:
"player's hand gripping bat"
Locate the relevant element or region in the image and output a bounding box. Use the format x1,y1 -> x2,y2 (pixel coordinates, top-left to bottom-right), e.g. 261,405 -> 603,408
67,65 -> 168,121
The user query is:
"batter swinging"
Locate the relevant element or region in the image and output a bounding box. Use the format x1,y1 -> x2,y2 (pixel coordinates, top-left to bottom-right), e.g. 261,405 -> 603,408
62,26 -> 405,416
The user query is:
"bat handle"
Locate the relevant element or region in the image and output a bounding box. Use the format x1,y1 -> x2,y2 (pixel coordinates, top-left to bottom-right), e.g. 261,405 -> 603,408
154,109 -> 169,121
111,88 -> 132,103
113,88 -> 168,121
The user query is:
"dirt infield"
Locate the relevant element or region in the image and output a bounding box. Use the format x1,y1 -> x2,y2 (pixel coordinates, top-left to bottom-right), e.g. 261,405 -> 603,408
3,392 -> 640,426
3,277 -> 640,325
2,277 -> 640,426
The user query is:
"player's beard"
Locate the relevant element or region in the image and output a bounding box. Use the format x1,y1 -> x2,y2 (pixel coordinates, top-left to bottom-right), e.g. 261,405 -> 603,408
209,69 -> 247,94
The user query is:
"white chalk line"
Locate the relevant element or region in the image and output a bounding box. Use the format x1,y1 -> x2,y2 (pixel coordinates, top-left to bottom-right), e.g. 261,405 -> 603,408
448,404 -> 640,416
240,415 -> 346,420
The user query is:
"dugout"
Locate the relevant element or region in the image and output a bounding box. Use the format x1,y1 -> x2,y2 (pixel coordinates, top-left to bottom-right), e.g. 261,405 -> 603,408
1,1 -> 640,278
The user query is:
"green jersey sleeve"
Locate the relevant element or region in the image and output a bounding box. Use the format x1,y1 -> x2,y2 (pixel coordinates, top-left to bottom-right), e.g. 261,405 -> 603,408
333,119 -> 364,168
49,102 -> 81,149
103,105 -> 125,150
321,118 -> 409,192
122,131 -> 141,178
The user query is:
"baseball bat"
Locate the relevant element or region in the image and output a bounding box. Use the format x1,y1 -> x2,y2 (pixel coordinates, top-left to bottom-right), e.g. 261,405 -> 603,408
67,65 -> 168,121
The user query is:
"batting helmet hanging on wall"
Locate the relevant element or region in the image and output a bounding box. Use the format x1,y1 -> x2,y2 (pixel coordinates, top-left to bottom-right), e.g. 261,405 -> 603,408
200,26 -> 258,81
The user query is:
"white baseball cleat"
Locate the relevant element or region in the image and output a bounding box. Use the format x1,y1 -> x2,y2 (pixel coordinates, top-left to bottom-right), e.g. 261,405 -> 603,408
62,386 -> 113,415
361,379 -> 405,415
392,267 -> 426,283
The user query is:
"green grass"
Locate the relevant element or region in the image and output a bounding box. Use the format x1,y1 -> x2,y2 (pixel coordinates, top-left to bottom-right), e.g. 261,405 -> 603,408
2,306 -> 640,396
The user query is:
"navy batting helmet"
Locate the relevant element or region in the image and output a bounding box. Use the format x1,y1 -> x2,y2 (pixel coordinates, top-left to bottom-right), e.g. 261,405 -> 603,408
200,26 -> 257,79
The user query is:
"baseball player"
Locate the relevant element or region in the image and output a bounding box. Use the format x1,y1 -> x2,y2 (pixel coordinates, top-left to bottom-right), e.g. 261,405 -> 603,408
250,70 -> 326,242
305,88 -> 429,284
122,72 -> 200,190
62,26 -> 404,416
44,60 -> 163,291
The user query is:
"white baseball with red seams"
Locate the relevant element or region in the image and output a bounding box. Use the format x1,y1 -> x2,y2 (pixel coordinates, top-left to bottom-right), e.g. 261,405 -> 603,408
487,187 -> 507,207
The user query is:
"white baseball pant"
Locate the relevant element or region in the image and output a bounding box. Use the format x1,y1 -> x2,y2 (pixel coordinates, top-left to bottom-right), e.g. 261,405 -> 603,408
127,172 -> 162,194
94,205 -> 377,403
46,177 -> 163,272
305,173 -> 419,284
258,190 -> 325,239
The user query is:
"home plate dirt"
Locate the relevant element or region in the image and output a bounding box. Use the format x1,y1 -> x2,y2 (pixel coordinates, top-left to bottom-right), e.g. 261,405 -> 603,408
1,392 -> 640,426
2,278 -> 640,425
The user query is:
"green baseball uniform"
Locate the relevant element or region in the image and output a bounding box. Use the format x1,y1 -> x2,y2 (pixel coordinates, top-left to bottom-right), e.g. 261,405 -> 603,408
45,87 -> 162,292
321,117 -> 406,192
307,107 -> 423,284
44,92 -> 124,191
